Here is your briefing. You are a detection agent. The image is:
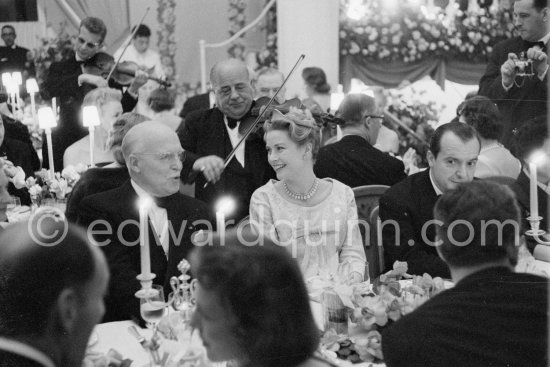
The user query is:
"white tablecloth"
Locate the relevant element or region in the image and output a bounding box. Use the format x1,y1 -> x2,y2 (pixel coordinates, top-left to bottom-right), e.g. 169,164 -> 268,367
93,321 -> 152,366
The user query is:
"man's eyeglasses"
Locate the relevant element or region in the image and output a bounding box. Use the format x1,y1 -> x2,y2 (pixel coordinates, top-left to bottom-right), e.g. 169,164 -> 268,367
77,37 -> 101,49
1,33 -> 15,37
134,151 -> 185,162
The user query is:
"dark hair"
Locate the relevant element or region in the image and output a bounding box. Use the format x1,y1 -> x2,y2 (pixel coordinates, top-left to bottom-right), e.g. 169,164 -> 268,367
0,219 -> 97,338
457,96 -> 503,140
1,25 -> 15,34
131,24 -> 151,38
109,112 -> 148,165
513,116 -> 548,163
80,17 -> 107,43
434,180 -> 520,268
430,122 -> 480,158
147,88 -> 175,112
336,93 -> 377,127
534,0 -> 548,11
264,109 -> 320,161
302,67 -> 330,94
190,231 -> 319,367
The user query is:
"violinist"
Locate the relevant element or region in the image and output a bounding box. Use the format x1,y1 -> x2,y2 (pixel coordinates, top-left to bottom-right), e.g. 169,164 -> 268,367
41,17 -> 147,172
178,59 -> 275,222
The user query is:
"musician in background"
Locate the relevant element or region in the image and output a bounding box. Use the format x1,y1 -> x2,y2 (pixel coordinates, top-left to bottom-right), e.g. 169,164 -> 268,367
41,17 -> 147,172
178,59 -> 274,222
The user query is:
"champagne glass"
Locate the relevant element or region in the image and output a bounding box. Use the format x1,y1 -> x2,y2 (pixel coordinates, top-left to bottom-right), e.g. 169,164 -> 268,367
140,284 -> 166,330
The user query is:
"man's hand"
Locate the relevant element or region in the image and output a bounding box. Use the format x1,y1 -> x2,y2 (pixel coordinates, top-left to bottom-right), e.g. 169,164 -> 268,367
501,53 -> 519,88
127,70 -> 148,95
526,46 -> 549,79
78,73 -> 108,88
193,155 -> 225,183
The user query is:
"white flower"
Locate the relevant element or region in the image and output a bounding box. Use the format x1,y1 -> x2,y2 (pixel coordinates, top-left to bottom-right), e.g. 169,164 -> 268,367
412,31 -> 421,40
381,27 -> 388,35
61,165 -> 80,184
28,184 -> 42,197
429,42 -> 436,50
392,35 -> 401,45
368,44 -> 377,53
349,41 -> 360,54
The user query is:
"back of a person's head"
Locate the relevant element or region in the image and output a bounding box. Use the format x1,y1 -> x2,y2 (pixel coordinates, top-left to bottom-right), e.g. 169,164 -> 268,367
190,230 -> 319,367
109,112 -> 148,165
434,180 -> 521,268
82,87 -> 122,109
430,121 -> 480,158
0,218 -> 96,338
513,116 -> 548,164
302,67 -> 330,94
337,93 -> 377,127
80,17 -> 107,43
457,96 -> 502,141
132,24 -> 151,38
147,88 -> 175,113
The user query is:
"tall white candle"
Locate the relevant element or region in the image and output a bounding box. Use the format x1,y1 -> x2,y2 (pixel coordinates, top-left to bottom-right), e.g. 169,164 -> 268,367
52,98 -> 57,121
38,107 -> 57,178
139,198 -> 152,276
529,162 -> 539,219
26,79 -> 38,124
216,211 -> 226,238
82,106 -> 101,167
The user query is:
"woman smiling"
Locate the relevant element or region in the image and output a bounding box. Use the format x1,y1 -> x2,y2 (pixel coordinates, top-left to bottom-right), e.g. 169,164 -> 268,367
249,108 -> 366,284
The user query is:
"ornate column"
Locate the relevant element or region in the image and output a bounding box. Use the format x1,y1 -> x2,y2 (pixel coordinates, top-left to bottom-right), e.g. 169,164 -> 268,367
277,0 -> 339,98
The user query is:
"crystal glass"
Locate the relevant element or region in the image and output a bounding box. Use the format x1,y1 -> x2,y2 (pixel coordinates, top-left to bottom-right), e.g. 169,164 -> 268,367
140,285 -> 166,329
6,196 -> 21,223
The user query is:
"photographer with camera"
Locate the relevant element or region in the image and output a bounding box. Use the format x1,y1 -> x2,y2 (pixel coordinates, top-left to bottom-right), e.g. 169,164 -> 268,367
478,0 -> 548,150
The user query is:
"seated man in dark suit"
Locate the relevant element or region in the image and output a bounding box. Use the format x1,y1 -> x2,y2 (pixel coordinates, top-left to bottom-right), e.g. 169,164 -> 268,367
78,122 -> 213,322
178,90 -> 215,120
0,219 -> 109,367
511,116 -> 549,249
383,180 -> 548,367
379,122 -> 480,277
0,25 -> 34,78
178,59 -> 274,223
314,93 -> 406,187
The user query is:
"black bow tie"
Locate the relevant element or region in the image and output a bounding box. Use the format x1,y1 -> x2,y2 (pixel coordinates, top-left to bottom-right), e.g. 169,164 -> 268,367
524,40 -> 546,52
227,117 -> 239,129
153,195 -> 171,209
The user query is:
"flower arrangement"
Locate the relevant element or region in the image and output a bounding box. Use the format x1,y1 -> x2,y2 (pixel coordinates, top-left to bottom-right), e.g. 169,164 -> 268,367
227,0 -> 247,59
256,0 -> 278,69
320,262 -> 447,364
156,0 -> 177,80
25,164 -> 87,207
339,0 -> 515,64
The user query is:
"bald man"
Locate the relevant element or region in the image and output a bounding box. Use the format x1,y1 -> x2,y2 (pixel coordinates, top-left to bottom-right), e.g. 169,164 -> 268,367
178,59 -> 274,223
77,122 -> 213,323
0,219 -> 109,367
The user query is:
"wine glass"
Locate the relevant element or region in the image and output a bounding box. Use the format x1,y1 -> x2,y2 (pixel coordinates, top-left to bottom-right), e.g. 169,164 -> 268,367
140,284 -> 167,330
6,196 -> 21,223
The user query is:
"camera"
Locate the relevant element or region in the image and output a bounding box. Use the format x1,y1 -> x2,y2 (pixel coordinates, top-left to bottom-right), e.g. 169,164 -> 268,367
514,52 -> 534,77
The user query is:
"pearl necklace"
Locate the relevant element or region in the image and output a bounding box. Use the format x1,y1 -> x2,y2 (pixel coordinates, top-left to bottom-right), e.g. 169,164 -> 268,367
283,178 -> 320,201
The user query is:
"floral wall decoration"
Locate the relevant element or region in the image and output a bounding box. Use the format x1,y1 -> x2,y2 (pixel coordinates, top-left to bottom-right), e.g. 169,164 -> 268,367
339,0 -> 515,64
227,0 -> 247,59
156,0 -> 177,80
255,0 -> 278,69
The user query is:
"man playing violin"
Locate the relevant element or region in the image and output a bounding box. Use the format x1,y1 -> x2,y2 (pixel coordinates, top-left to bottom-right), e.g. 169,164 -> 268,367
178,58 -> 275,223
41,17 -> 148,171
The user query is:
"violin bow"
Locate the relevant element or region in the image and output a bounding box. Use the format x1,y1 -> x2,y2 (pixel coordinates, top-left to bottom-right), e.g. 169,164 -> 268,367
105,7 -> 151,83
203,54 -> 306,188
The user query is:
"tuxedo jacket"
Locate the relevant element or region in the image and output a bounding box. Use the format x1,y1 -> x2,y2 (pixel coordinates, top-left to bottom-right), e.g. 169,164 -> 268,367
478,37 -> 547,148
0,350 -> 49,367
178,107 -> 275,222
383,267 -> 548,367
179,92 -> 211,119
0,45 -> 34,76
379,169 -> 450,277
314,135 -> 406,188
77,181 -> 213,322
40,56 -> 138,171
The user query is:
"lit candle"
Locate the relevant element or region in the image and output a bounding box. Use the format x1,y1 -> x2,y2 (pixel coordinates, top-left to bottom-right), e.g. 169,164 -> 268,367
52,97 -> 57,121
139,197 -> 152,277
26,78 -> 39,124
6,83 -> 17,117
529,162 -> 539,219
215,197 -> 236,241
82,105 -> 101,167
38,107 -> 57,179
11,72 -> 22,116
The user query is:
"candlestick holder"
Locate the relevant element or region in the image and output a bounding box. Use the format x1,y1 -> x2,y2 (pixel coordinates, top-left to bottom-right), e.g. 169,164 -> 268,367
135,272 -> 157,299
168,259 -> 193,316
526,215 -> 550,245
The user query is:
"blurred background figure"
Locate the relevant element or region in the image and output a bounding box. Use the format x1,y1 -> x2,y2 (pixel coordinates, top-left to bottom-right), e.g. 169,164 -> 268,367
64,87 -> 123,168
147,88 -> 182,131
457,95 -> 520,179
253,67 -> 286,103
190,230 -> 331,367
0,24 -> 34,78
301,66 -> 333,146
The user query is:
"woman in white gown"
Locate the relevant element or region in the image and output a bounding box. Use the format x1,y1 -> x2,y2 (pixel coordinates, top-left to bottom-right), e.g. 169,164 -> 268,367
249,108 -> 366,284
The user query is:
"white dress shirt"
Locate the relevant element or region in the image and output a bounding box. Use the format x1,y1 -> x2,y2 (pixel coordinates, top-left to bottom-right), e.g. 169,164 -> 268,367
224,116 -> 245,167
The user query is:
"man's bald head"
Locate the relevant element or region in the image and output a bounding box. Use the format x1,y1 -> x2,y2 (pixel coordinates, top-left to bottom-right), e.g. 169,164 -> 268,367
209,59 -> 254,119
209,58 -> 250,87
122,121 -> 184,197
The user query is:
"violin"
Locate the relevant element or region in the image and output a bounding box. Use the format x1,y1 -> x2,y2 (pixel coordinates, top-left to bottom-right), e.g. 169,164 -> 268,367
82,52 -> 171,87
238,96 -> 344,136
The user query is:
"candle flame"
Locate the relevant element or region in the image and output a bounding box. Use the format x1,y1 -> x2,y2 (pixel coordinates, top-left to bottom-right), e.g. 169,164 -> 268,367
216,196 -> 236,215
529,150 -> 547,167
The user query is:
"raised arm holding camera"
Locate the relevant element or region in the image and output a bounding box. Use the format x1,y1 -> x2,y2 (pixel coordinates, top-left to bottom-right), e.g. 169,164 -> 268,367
478,0 -> 548,149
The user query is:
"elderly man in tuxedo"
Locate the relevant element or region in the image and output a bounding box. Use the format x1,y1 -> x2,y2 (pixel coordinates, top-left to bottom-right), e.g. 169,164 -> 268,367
178,58 -> 274,223
478,0 -> 548,148
78,122 -> 212,322
383,180 -> 548,367
0,219 -> 109,367
379,122 -> 480,278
